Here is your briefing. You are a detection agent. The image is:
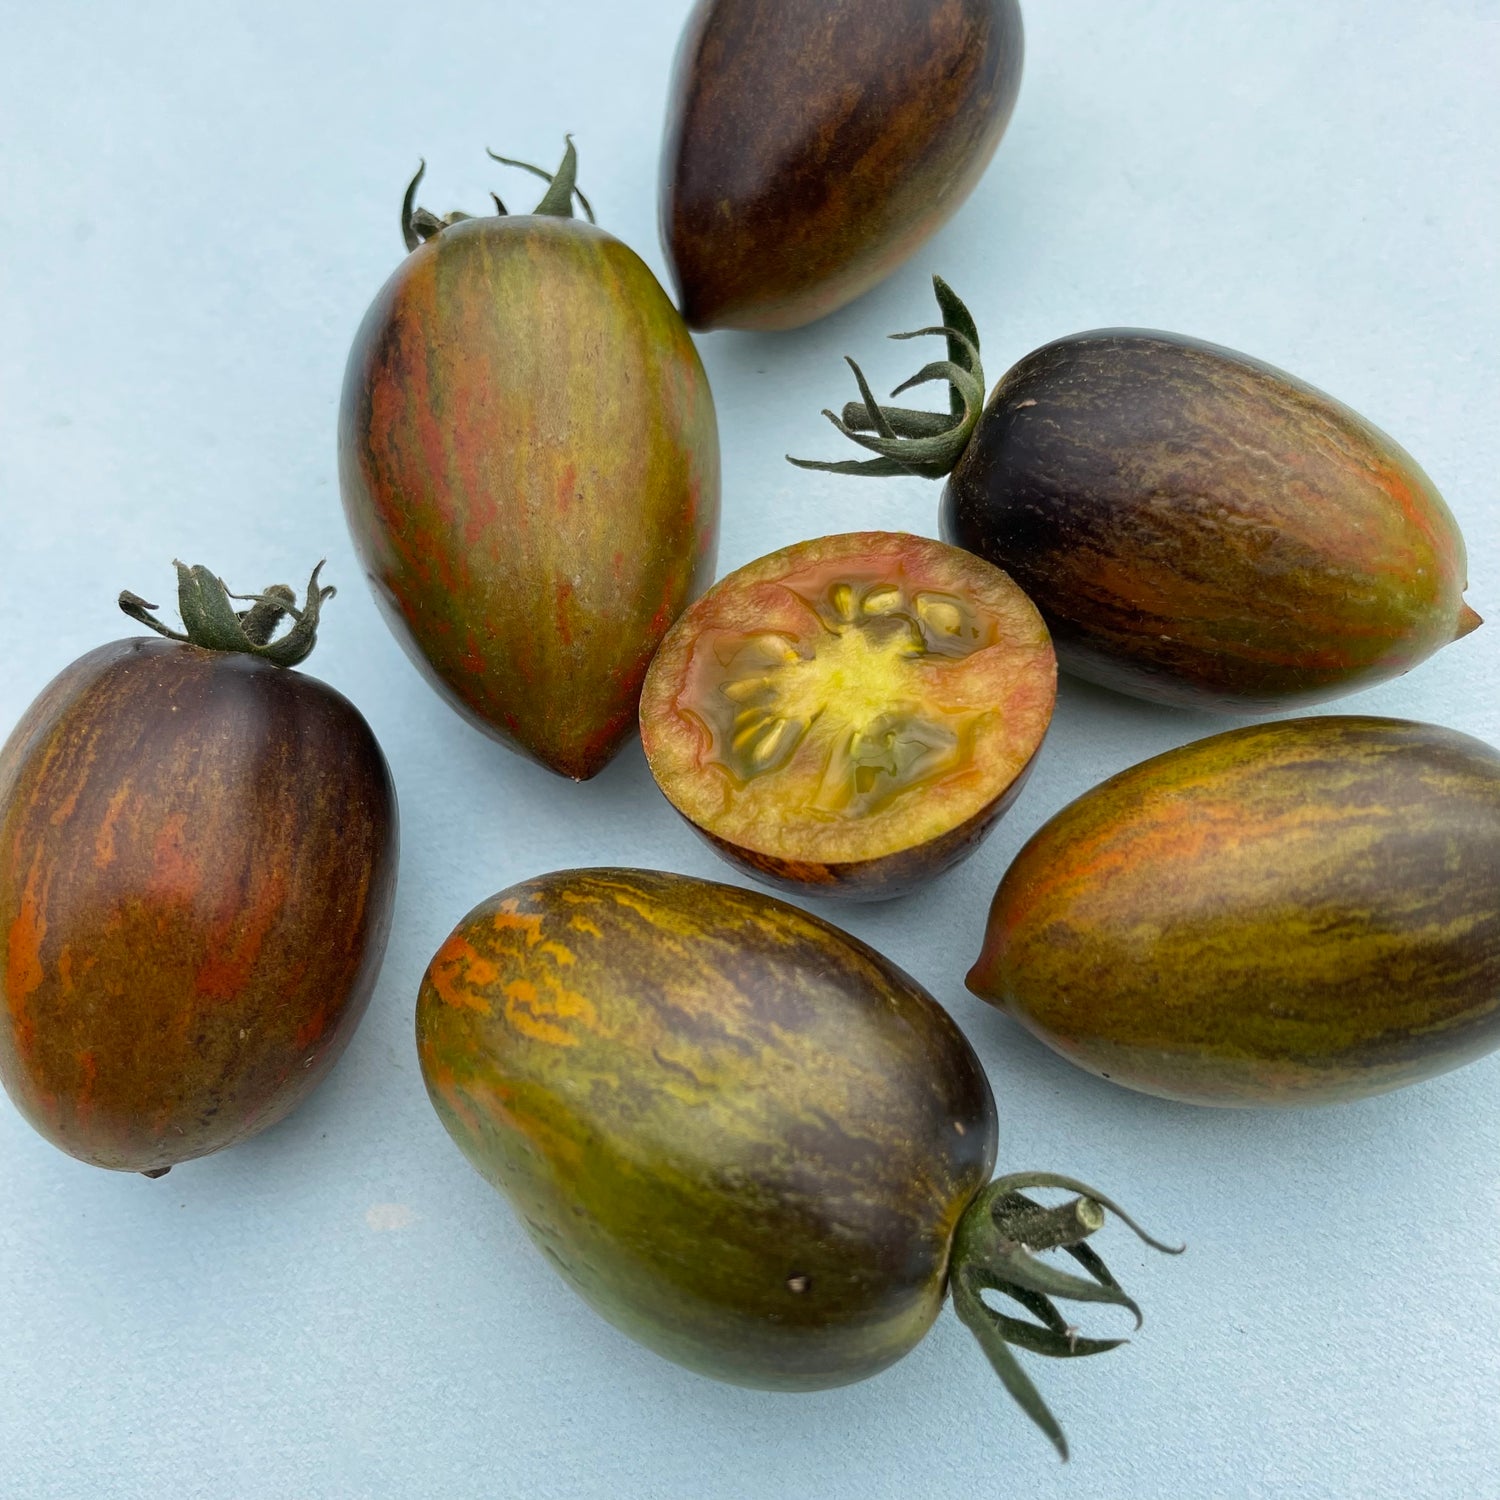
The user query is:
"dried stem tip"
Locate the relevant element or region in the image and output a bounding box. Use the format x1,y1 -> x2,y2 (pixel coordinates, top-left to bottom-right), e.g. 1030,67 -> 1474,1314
402,136 -> 596,251
120,561 -> 334,669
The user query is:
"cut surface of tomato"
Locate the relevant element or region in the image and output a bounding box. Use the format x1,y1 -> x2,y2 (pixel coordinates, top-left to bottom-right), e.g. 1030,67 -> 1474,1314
641,532 -> 1055,893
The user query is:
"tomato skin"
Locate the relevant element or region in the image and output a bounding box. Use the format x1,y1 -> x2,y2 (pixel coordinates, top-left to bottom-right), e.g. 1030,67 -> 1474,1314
339,214 -> 719,780
941,330 -> 1479,710
968,716 -> 1500,1106
681,772 -> 1036,901
0,639 -> 398,1173
417,868 -> 997,1388
661,0 -> 1023,331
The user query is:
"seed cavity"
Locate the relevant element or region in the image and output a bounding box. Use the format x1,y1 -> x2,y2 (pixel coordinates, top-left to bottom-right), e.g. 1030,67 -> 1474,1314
697,578 -> 993,816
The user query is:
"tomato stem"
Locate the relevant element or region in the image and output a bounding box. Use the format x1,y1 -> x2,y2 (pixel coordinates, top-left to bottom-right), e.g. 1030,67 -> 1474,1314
119,561 -> 334,668
486,137 -> 595,223
788,276 -> 984,480
948,1170 -> 1182,1461
402,138 -> 596,252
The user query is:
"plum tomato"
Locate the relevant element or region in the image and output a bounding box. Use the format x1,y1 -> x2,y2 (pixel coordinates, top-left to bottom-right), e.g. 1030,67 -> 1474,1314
661,0 -> 1024,330
417,867 -> 1177,1457
968,717 -> 1500,1106
0,564 -> 398,1175
639,532 -> 1056,899
339,141 -> 719,780
794,279 -> 1480,712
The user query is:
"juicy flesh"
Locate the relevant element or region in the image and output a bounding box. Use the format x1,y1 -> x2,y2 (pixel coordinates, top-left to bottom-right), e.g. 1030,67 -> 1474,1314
643,540 -> 1056,865
710,580 -> 989,818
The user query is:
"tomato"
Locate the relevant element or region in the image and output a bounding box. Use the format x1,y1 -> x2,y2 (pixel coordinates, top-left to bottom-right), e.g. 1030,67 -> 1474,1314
339,142 -> 719,779
0,564 -> 398,1174
639,531 -> 1055,898
417,867 -> 1175,1457
662,0 -> 1024,330
795,280 -> 1480,710
968,717 -> 1500,1105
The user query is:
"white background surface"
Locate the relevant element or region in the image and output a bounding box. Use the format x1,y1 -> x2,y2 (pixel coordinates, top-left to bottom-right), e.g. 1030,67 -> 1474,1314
2,2 -> 1498,1496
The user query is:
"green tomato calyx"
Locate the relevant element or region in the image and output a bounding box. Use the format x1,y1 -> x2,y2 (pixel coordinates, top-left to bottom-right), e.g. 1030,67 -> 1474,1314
789,275 -> 984,480
401,136 -> 596,252
950,1171 -> 1183,1462
120,561 -> 333,668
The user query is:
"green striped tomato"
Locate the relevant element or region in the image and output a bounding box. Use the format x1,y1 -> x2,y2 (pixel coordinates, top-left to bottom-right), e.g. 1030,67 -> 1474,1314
968,717 -> 1500,1105
417,867 -> 1177,1457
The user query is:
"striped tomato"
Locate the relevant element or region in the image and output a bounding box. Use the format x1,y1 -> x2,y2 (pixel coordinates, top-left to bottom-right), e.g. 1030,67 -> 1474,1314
796,281 -> 1480,711
662,0 -> 1024,330
969,717 -> 1500,1105
339,142 -> 719,780
417,867 -> 1176,1457
0,565 -> 398,1174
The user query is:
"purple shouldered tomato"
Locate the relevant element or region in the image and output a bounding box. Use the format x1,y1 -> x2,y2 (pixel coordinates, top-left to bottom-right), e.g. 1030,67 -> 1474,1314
0,564 -> 398,1175
795,280 -> 1480,711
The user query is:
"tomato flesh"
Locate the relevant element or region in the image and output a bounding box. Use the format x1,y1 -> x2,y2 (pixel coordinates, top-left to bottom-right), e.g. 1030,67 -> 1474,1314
642,533 -> 1055,878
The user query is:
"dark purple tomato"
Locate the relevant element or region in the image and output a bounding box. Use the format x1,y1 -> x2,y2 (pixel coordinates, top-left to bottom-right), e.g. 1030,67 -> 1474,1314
795,280 -> 1479,711
662,0 -> 1024,330
0,565 -> 398,1175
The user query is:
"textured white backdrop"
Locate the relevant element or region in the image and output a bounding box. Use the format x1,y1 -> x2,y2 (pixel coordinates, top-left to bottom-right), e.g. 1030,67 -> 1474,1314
2,2 -> 1498,1497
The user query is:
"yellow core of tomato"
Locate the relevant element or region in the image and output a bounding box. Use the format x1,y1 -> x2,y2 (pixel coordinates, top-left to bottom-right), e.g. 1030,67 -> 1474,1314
705,578 -> 991,820
642,533 -> 1057,866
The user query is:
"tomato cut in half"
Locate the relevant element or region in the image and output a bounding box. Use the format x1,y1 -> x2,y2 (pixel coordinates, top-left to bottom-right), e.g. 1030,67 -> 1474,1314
640,531 -> 1056,899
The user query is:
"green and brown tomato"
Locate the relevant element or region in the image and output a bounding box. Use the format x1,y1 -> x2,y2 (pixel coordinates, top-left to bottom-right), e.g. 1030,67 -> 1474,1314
639,532 -> 1056,899
417,867 -> 1175,1456
795,280 -> 1480,711
967,717 -> 1500,1107
339,144 -> 719,780
661,0 -> 1024,330
0,566 -> 398,1175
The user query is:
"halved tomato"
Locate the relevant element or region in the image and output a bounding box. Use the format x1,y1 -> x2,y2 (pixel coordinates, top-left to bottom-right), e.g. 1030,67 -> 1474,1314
640,531 -> 1055,898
